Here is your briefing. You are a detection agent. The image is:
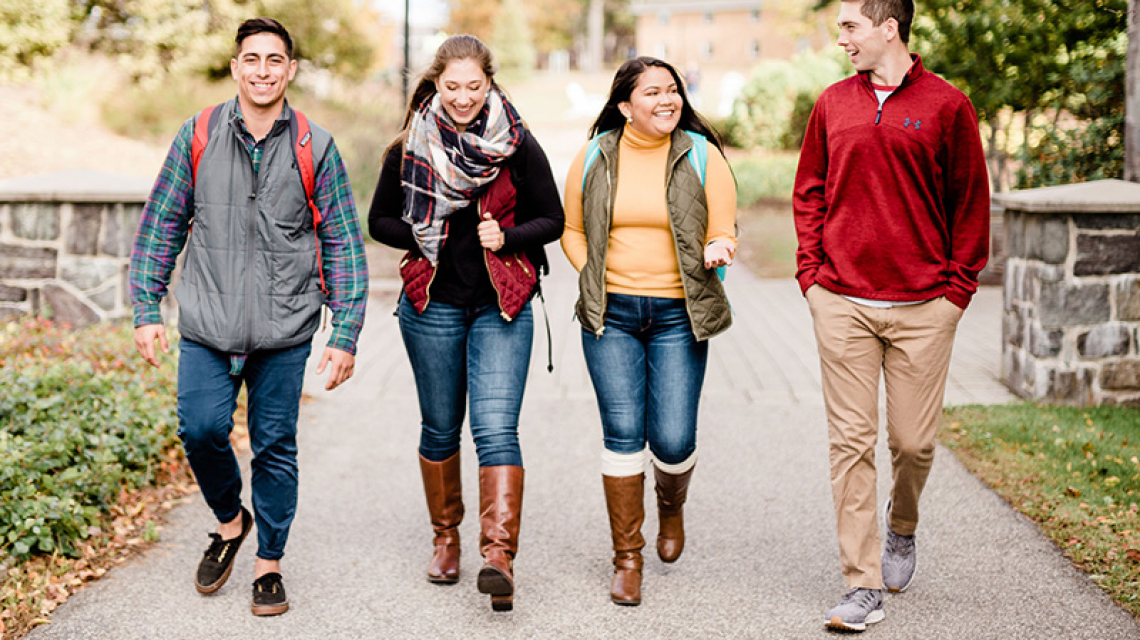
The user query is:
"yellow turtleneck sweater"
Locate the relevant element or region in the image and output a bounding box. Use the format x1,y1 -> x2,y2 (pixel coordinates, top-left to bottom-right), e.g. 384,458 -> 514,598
561,124 -> 737,298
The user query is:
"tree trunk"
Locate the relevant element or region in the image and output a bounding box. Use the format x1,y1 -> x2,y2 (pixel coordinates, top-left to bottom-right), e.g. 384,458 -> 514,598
1127,0 -> 1139,181
586,0 -> 604,72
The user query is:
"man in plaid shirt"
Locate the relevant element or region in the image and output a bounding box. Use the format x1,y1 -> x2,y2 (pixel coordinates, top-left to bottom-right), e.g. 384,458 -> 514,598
128,17 -> 367,616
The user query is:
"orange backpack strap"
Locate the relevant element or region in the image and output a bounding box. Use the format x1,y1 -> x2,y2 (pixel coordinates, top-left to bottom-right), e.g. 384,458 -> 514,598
289,108 -> 327,294
290,109 -> 321,226
190,104 -> 220,186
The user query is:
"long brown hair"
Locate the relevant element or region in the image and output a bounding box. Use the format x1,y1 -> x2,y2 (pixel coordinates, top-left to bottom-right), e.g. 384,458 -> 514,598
397,35 -> 497,134
589,56 -> 723,152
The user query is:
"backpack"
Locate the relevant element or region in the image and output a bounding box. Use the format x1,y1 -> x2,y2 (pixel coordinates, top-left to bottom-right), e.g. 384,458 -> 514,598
189,103 -> 328,293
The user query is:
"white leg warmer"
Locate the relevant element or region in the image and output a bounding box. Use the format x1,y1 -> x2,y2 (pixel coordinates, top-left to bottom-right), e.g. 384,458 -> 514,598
601,448 -> 648,477
651,449 -> 698,475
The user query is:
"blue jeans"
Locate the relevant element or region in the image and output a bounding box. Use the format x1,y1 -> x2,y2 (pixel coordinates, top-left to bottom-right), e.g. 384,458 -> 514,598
177,338 -> 311,560
398,295 -> 533,467
582,293 -> 708,464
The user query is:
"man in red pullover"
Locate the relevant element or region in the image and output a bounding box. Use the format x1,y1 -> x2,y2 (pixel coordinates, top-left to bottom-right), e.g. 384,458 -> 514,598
793,0 -> 989,632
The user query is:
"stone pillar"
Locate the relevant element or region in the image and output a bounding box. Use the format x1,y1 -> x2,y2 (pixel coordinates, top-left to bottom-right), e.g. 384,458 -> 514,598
996,179 -> 1140,407
0,169 -> 160,328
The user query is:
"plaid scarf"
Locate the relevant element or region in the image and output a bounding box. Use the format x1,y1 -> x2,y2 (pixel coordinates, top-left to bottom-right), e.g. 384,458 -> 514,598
401,88 -> 525,264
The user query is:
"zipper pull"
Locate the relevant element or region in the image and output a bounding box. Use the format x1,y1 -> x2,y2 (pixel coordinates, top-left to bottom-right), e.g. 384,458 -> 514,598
875,106 -> 883,125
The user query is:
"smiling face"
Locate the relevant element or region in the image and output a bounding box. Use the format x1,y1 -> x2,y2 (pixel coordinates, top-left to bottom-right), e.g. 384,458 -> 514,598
231,32 -> 296,115
435,58 -> 489,132
836,1 -> 891,74
618,66 -> 683,139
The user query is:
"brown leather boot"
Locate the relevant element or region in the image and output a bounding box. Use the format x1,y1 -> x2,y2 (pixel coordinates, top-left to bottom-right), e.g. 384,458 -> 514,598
603,473 -> 645,606
419,452 -> 464,584
477,465 -> 524,611
654,464 -> 694,563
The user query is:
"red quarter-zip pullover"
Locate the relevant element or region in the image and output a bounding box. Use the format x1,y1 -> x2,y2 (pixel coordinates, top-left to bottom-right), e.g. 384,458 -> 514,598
793,55 -> 990,309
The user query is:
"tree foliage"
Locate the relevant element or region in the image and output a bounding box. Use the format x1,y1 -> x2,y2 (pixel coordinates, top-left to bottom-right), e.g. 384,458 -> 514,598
448,0 -> 499,43
804,0 -> 1126,189
448,0 -> 630,64
725,47 -> 848,149
68,0 -> 377,82
492,0 -> 536,73
0,0 -> 72,79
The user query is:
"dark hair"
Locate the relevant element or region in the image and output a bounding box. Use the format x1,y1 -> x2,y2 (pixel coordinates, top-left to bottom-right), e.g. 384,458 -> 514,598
842,0 -> 914,44
588,57 -> 723,152
398,35 -> 497,132
236,17 -> 294,59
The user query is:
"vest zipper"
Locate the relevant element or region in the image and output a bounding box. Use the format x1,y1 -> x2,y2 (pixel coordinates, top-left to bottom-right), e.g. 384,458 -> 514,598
243,141 -> 260,354
479,202 -> 512,321
594,149 -> 616,338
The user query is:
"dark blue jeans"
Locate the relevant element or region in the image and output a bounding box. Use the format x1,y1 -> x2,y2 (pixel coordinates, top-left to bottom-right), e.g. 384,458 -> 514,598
398,295 -> 533,467
582,293 -> 709,464
177,338 -> 311,560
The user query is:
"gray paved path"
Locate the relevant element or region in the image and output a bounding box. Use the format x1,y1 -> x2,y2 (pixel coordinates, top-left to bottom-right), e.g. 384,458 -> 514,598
28,116 -> 1140,639
29,255 -> 1140,639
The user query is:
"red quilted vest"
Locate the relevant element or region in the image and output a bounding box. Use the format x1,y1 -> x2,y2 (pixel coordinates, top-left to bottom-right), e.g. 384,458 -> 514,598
399,166 -> 537,320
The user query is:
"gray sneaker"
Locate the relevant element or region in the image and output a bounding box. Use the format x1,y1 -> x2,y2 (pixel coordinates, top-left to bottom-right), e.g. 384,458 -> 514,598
824,587 -> 885,631
882,502 -> 916,593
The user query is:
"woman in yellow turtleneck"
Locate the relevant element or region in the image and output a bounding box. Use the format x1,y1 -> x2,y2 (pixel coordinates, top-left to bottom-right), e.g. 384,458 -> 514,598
561,57 -> 737,608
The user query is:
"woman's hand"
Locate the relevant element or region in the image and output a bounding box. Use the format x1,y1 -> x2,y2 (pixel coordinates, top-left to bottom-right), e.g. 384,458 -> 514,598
478,212 -> 505,252
704,241 -> 735,269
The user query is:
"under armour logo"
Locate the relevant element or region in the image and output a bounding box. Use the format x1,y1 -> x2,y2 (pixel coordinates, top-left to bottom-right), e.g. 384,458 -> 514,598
903,117 -> 922,130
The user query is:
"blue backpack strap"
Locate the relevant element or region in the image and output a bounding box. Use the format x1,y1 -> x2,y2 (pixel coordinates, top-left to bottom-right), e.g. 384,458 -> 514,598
684,130 -> 708,186
681,131 -> 727,281
581,135 -> 605,192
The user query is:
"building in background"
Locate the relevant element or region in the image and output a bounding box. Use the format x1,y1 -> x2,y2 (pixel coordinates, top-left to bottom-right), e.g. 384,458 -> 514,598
630,0 -> 824,70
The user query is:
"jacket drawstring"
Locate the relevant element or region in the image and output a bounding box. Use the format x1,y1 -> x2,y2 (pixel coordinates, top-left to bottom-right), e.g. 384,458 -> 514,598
537,285 -> 553,373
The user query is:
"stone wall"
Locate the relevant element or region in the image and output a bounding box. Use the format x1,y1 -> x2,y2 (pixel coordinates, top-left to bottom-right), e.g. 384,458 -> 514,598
0,201 -> 143,327
999,180 -> 1140,407
0,169 -> 162,328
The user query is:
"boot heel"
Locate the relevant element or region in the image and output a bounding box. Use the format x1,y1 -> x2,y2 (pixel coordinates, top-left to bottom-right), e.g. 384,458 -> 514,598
490,594 -> 513,611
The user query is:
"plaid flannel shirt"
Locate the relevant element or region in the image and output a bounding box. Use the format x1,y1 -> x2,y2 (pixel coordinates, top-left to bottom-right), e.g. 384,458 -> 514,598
129,103 -> 368,371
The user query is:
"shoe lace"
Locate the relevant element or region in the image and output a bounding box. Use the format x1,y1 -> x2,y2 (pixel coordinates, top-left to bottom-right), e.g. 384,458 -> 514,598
254,574 -> 280,594
202,533 -> 233,563
842,588 -> 879,608
885,530 -> 915,557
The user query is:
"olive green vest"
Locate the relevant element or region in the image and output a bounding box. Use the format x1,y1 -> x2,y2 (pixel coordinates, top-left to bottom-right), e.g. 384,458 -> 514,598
575,128 -> 731,341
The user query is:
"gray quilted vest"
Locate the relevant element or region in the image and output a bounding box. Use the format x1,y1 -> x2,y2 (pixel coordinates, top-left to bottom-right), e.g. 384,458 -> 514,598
576,128 -> 732,341
175,99 -> 331,353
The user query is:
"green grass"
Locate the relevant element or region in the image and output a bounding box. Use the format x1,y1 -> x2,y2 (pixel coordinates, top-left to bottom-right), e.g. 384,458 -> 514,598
941,404 -> 1140,617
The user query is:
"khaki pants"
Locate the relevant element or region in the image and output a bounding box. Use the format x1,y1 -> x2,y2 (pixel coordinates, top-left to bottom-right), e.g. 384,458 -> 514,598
806,285 -> 962,589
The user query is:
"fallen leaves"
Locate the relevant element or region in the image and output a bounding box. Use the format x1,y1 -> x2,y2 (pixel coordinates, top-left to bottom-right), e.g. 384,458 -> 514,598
1,466 -> 196,639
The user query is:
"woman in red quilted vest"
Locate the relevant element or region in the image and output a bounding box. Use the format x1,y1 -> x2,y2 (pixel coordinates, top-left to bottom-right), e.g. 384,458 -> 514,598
367,34 -> 563,612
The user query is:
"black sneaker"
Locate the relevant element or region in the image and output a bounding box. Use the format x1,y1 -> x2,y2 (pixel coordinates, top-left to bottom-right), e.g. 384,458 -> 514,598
251,572 -> 289,616
195,506 -> 253,594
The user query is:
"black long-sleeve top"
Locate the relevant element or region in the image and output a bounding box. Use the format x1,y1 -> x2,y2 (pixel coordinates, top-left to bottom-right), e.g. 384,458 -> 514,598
368,129 -> 564,308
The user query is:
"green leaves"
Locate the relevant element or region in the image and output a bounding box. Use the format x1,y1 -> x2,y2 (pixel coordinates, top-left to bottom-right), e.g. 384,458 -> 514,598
0,319 -> 179,561
912,0 -> 1126,188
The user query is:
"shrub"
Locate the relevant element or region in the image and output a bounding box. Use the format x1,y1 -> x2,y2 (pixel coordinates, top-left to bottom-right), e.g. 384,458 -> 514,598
731,153 -> 800,207
725,48 -> 848,150
0,319 -> 180,560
